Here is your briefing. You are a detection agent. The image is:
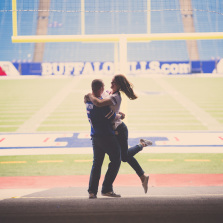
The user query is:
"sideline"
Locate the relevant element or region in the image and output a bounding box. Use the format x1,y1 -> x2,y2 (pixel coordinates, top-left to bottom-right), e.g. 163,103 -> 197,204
1,146 -> 223,156
1,186 -> 223,201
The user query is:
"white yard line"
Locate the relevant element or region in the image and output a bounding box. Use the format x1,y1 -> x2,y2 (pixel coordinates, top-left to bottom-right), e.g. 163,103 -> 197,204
17,78 -> 81,132
153,77 -> 223,131
1,146 -> 223,156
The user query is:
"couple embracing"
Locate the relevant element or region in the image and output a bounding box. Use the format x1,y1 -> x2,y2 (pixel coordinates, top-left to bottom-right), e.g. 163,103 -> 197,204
85,74 -> 152,199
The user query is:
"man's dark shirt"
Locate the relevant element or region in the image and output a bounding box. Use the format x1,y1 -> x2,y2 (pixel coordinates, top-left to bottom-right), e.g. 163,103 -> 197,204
86,100 -> 116,136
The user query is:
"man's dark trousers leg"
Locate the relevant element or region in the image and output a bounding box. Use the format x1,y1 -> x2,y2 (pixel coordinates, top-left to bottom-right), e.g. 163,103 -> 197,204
101,135 -> 121,193
88,137 -> 105,195
88,135 -> 121,195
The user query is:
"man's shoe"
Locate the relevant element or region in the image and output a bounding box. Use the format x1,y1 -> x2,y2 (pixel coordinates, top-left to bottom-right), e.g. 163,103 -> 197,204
142,175 -> 149,194
140,139 -> 152,147
89,193 -> 97,199
102,191 -> 121,198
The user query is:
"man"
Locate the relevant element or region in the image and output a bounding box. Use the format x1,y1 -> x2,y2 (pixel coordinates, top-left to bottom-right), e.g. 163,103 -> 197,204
86,79 -> 122,199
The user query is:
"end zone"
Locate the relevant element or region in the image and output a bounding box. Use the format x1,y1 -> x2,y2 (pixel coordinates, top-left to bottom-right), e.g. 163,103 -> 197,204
0,132 -> 223,155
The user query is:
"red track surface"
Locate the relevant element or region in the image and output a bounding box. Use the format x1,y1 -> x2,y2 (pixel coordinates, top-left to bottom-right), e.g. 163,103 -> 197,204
1,174 -> 223,189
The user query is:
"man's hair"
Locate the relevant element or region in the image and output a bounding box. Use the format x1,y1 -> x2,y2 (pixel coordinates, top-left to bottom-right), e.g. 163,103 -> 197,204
91,79 -> 104,93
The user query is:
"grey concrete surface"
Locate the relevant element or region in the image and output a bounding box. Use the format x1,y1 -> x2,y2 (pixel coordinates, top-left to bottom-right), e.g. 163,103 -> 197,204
0,186 -> 222,223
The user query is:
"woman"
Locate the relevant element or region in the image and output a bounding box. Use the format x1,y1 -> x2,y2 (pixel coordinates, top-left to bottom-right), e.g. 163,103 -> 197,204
86,74 -> 152,193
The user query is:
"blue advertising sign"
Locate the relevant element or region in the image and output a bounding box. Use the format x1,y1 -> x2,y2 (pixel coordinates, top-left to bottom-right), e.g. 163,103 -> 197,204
5,60 -> 221,76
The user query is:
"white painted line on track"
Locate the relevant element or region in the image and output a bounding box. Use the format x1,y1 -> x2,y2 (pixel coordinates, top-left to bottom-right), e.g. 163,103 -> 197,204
10,193 -> 223,200
0,188 -> 48,200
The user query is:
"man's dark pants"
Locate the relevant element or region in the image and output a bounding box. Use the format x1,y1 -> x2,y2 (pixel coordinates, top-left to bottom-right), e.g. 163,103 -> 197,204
88,135 -> 121,195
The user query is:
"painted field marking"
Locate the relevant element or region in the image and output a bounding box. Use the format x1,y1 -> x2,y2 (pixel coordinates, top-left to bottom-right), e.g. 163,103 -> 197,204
184,159 -> 210,162
174,137 -> 179,141
0,138 -> 5,142
1,132 -> 223,149
37,160 -> 64,163
74,160 -> 93,162
148,159 -> 174,162
0,161 -> 26,164
153,78 -> 223,130
0,159 -> 216,164
43,137 -> 50,143
0,160 -> 93,164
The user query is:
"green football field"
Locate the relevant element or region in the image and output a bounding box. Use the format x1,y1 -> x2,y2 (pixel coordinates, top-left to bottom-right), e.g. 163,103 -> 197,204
0,75 -> 223,177
0,75 -> 223,133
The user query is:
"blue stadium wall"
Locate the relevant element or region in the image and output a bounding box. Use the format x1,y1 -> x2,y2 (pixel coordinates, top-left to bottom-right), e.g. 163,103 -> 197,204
1,60 -> 219,76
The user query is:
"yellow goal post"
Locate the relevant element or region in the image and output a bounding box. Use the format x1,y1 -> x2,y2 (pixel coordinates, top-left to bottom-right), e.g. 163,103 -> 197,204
11,0 -> 223,74
11,0 -> 223,43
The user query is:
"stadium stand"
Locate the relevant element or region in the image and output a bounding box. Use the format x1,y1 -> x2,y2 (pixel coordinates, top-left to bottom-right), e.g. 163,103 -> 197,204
192,0 -> 223,60
0,1 -> 38,62
0,0 -> 222,63
43,0 -> 189,62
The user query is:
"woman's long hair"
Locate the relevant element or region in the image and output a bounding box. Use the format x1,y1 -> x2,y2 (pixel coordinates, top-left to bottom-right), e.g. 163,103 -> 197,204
114,74 -> 138,100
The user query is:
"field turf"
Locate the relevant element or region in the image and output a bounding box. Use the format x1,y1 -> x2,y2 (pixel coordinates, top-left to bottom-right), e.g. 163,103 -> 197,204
1,75 -> 223,177
0,76 -> 223,132
0,153 -> 223,177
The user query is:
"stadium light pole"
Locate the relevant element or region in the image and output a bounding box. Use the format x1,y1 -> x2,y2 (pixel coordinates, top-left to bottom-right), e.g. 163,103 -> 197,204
114,43 -> 119,74
119,35 -> 127,75
147,0 -> 151,34
12,0 -> 18,36
81,0 -> 85,35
